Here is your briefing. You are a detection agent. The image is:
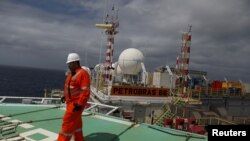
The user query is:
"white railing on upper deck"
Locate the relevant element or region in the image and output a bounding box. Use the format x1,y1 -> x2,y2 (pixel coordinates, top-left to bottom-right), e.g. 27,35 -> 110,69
0,96 -> 119,115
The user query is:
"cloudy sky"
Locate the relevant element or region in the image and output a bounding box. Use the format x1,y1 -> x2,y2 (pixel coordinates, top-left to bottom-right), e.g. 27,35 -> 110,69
0,0 -> 249,82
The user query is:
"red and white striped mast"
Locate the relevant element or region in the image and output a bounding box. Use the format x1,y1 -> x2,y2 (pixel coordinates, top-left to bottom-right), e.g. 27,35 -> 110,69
96,6 -> 119,84
176,25 -> 192,97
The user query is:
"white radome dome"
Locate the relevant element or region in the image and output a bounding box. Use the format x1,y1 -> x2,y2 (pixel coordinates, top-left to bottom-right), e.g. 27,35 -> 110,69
118,48 -> 144,75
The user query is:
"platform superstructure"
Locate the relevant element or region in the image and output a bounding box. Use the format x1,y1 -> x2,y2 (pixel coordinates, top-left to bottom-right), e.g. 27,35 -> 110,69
91,5 -> 250,130
92,6 -> 206,129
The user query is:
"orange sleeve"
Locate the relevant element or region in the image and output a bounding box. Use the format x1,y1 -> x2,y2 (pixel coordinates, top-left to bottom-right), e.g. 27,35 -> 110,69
77,70 -> 90,107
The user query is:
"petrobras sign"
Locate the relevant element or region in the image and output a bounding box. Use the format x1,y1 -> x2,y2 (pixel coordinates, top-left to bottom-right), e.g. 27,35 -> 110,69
111,85 -> 170,97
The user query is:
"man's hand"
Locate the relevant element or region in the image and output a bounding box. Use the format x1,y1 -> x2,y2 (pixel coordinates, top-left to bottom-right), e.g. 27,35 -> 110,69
61,96 -> 65,103
73,103 -> 82,112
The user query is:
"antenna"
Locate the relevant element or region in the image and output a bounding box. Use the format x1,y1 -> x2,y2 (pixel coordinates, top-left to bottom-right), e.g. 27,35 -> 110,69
96,3 -> 119,84
188,25 -> 192,33
175,25 -> 192,97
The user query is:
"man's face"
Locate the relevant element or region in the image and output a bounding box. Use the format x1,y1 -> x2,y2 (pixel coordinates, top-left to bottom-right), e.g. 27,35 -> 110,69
67,62 -> 77,72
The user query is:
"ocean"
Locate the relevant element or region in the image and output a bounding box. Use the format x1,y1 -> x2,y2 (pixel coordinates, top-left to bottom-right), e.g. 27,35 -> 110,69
0,65 -> 65,97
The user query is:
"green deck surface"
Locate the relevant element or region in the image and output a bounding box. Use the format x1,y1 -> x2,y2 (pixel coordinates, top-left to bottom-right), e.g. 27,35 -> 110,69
0,104 -> 207,141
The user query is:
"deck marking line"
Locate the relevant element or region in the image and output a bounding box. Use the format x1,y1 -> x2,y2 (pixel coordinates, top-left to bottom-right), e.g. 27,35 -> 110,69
1,117 -> 11,120
10,119 -> 34,129
93,114 -> 139,127
20,128 -> 57,141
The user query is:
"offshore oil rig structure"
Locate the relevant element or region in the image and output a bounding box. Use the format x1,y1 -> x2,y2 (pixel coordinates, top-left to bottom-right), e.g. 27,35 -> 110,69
39,3 -> 250,136
87,3 -> 250,135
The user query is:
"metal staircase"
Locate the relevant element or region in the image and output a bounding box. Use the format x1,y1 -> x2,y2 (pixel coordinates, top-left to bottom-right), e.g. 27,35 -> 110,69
0,120 -> 27,141
154,97 -> 188,127
154,110 -> 175,127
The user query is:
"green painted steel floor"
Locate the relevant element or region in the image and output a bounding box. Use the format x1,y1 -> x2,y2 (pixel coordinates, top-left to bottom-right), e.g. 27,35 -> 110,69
0,104 -> 207,141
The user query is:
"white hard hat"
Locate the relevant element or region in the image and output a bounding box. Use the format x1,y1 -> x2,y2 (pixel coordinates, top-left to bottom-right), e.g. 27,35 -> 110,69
66,53 -> 80,64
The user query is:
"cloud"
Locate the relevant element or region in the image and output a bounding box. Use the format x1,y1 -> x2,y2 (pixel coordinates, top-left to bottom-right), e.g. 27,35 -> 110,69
0,0 -> 249,82
0,0 -> 102,69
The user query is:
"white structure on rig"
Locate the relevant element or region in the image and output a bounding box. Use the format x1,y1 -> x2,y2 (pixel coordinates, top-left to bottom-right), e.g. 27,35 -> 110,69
118,48 -> 144,75
103,48 -> 147,85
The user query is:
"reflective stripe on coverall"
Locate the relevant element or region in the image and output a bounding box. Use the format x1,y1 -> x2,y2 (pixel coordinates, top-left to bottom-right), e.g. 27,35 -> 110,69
57,67 -> 90,141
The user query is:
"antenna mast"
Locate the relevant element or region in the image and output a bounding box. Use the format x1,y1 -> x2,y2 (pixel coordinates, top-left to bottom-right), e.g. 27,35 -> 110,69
176,25 -> 192,97
96,4 -> 119,84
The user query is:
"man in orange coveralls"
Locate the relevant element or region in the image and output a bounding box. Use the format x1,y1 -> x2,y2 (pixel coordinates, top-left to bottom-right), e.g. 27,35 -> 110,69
57,53 -> 90,141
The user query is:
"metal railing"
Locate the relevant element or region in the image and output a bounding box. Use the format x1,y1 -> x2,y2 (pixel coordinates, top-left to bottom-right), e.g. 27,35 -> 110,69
0,96 -> 119,116
197,117 -> 237,126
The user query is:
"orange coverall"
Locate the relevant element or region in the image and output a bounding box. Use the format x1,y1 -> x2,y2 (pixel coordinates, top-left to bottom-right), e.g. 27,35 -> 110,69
57,67 -> 90,141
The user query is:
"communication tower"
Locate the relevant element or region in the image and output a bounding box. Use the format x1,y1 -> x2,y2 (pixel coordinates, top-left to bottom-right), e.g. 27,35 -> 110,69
176,25 -> 192,97
96,5 -> 119,84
